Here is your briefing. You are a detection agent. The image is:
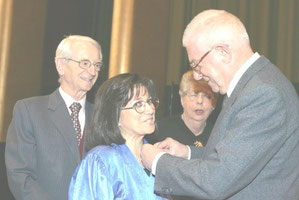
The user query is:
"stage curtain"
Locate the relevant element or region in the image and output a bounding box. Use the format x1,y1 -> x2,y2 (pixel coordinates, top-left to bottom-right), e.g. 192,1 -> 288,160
165,0 -> 299,84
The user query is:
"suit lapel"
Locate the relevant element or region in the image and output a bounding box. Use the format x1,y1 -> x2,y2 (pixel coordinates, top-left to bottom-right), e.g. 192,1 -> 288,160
85,102 -> 93,125
48,89 -> 81,164
206,56 -> 271,148
81,102 -> 94,155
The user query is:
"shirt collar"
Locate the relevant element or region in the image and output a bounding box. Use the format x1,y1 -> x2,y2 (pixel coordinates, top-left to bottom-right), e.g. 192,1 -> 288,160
59,87 -> 86,110
227,52 -> 260,97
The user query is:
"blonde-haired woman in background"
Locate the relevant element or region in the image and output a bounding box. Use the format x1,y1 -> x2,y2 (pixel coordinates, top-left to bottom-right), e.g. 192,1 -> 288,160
147,70 -> 219,148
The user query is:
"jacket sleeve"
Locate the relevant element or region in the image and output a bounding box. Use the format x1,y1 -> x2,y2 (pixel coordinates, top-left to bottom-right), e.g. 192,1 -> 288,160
154,86 -> 288,199
5,100 -> 54,200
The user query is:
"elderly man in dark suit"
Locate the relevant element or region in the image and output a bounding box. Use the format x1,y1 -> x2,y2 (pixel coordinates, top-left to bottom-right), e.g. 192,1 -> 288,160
5,35 -> 103,200
141,10 -> 299,200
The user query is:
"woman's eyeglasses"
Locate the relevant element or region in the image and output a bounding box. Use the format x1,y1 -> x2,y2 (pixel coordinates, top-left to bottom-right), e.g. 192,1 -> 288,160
121,98 -> 159,114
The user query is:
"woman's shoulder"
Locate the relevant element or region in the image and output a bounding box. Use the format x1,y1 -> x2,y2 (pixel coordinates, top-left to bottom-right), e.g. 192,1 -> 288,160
77,145 -> 122,176
84,144 -> 125,161
84,145 -> 114,160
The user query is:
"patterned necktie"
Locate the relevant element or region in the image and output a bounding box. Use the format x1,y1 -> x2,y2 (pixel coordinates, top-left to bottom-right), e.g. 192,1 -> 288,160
69,102 -> 82,145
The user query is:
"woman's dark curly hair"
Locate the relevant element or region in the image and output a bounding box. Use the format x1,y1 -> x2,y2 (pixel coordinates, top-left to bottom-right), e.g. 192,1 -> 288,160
85,73 -> 157,153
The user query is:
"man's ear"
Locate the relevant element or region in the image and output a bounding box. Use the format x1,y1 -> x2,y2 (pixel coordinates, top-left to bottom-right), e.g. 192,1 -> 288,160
215,44 -> 231,64
55,58 -> 64,76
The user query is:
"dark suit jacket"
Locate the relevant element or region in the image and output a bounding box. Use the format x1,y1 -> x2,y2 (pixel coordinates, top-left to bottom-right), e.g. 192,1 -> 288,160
5,89 -> 93,200
155,56 -> 299,199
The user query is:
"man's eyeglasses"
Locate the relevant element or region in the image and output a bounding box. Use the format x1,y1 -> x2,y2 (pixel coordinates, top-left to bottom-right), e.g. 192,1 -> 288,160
189,47 -> 215,72
61,58 -> 103,71
121,98 -> 159,114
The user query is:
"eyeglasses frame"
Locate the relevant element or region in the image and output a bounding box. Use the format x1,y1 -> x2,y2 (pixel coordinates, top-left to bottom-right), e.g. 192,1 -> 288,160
121,98 -> 159,114
183,92 -> 211,102
189,44 -> 230,72
59,57 -> 103,71
189,47 -> 215,72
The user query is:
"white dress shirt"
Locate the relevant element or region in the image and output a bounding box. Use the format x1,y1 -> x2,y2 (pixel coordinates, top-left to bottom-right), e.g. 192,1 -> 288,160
227,52 -> 260,97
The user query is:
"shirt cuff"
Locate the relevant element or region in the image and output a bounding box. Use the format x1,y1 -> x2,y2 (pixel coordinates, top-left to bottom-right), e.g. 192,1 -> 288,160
151,152 -> 166,175
187,145 -> 191,160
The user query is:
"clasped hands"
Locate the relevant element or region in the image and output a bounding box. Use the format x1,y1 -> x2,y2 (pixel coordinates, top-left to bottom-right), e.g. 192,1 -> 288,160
141,137 -> 189,171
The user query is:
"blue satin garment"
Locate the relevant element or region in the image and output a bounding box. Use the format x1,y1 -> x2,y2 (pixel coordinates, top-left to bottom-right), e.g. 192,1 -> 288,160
69,143 -> 167,200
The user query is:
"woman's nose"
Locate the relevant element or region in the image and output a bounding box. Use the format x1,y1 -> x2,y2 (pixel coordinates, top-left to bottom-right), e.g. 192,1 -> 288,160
196,95 -> 203,104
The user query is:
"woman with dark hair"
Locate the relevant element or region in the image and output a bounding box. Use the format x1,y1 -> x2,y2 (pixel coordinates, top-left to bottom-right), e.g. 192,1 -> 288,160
68,73 -> 166,199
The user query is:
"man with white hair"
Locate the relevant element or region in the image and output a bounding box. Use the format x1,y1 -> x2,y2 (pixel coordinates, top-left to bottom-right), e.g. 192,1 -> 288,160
5,35 -> 103,200
141,10 -> 299,199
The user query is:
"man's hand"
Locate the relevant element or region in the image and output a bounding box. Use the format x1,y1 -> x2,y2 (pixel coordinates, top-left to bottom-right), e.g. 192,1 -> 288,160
141,144 -> 164,171
156,137 -> 189,159
141,138 -> 189,171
